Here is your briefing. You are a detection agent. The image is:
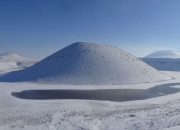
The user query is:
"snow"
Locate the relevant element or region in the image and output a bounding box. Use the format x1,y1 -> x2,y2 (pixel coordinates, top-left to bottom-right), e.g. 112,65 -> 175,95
0,53 -> 30,62
145,50 -> 180,58
0,42 -> 171,84
0,53 -> 36,74
169,85 -> 180,89
143,58 -> 180,71
0,62 -> 18,72
1,43 -> 180,129
1,72 -> 180,130
164,126 -> 180,130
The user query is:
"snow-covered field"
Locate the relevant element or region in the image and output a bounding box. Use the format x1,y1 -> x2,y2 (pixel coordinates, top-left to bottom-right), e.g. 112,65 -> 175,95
0,71 -> 180,130
1,44 -> 180,130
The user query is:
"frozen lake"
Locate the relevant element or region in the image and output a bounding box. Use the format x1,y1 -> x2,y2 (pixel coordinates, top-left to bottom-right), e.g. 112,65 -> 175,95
12,83 -> 180,102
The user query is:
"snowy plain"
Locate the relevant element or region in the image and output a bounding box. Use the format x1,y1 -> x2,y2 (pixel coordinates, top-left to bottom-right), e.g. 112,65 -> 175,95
1,45 -> 180,130
1,72 -> 180,130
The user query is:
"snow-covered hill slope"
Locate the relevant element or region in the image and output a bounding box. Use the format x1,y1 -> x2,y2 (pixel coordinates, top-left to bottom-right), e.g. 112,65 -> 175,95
0,42 -> 171,84
0,53 -> 36,73
143,58 -> 180,71
145,50 -> 180,58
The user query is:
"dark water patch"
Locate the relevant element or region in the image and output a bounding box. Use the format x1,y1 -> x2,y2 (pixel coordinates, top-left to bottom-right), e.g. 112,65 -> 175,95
11,83 -> 180,102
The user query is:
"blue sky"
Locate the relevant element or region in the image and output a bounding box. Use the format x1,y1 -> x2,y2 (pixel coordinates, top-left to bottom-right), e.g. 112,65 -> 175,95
0,0 -> 180,59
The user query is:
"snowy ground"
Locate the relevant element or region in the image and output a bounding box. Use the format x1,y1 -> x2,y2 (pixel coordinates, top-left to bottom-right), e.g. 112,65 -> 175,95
1,71 -> 180,130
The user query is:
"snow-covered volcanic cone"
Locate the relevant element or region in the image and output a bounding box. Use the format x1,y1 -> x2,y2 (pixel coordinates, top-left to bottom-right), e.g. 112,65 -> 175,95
0,42 -> 171,84
145,50 -> 180,58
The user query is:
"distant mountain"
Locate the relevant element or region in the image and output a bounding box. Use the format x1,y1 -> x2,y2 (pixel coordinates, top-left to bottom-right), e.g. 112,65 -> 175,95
0,53 -> 36,73
0,42 -> 171,84
142,58 -> 180,71
145,50 -> 180,58
0,53 -> 31,62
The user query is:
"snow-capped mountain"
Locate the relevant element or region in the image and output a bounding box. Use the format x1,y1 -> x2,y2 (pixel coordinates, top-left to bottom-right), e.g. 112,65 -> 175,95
0,53 -> 36,73
145,50 -> 180,58
0,42 -> 171,84
0,53 -> 30,62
